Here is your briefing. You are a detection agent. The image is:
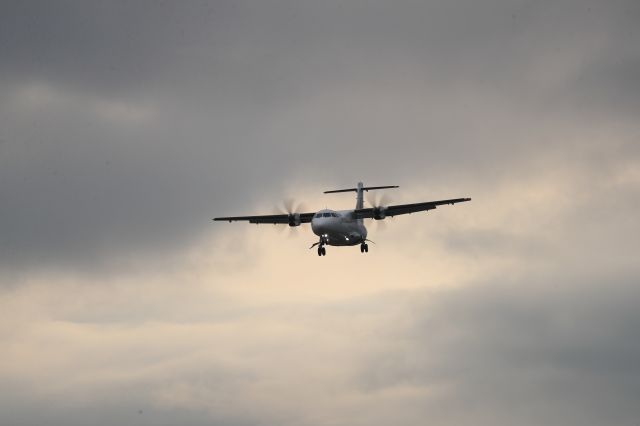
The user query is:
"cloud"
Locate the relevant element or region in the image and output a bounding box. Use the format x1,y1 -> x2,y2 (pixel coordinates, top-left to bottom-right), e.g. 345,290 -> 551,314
1,151 -> 638,425
1,0 -> 638,277
359,272 -> 640,426
1,0 -> 639,425
2,248 -> 638,425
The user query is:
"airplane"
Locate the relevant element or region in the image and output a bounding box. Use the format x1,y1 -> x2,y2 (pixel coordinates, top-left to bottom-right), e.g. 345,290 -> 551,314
213,182 -> 471,256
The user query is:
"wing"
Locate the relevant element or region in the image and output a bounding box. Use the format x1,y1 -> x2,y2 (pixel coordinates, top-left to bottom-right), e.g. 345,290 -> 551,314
213,212 -> 316,224
353,197 -> 471,219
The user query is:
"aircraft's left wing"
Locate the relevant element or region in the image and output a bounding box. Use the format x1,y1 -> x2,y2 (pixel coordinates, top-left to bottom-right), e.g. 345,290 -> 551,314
213,212 -> 316,224
353,197 -> 471,219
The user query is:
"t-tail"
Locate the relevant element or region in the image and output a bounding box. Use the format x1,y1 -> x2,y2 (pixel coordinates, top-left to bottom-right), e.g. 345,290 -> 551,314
324,182 -> 399,210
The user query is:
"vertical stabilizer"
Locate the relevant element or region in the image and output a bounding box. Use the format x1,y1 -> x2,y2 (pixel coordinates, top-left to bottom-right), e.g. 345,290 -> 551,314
323,183 -> 398,211
356,182 -> 364,210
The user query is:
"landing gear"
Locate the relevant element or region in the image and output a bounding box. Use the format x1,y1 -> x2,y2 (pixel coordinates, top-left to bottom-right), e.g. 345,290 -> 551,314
312,236 -> 328,257
360,243 -> 369,253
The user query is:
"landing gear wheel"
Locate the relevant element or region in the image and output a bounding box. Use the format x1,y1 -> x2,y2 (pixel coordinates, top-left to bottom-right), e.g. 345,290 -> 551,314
317,246 -> 322,256
360,243 -> 369,253
364,243 -> 369,253
321,247 -> 326,256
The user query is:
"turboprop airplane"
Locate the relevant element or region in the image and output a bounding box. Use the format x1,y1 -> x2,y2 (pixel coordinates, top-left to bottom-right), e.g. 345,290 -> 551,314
213,182 -> 471,256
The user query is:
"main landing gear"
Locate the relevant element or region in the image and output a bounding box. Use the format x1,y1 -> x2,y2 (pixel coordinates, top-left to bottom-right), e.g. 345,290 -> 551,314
360,243 -> 369,253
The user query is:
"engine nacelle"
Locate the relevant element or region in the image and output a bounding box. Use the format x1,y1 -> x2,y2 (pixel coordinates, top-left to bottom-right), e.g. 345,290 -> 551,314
288,213 -> 301,227
372,207 -> 387,220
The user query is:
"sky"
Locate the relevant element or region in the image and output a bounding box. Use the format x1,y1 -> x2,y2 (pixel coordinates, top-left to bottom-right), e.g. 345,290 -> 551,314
1,0 -> 639,425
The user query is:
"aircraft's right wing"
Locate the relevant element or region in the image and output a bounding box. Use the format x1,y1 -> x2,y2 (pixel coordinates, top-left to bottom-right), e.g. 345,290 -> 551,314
353,197 -> 471,219
213,212 -> 315,224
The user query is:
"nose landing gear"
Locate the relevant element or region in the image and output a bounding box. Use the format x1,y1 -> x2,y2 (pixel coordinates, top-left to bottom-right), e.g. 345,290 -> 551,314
360,243 -> 369,253
310,237 -> 328,256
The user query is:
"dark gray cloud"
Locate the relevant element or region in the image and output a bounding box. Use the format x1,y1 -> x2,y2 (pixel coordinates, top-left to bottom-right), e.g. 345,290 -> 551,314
1,0 -> 638,275
0,1 -> 231,94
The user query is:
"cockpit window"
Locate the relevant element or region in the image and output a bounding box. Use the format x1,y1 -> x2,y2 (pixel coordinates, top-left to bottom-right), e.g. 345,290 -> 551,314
314,213 -> 322,218
332,213 -> 339,217
323,213 -> 331,217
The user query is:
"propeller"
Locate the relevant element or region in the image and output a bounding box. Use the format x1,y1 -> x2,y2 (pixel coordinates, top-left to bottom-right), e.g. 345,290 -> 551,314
281,198 -> 307,216
277,198 -> 307,238
366,192 -> 392,209
365,192 -> 392,232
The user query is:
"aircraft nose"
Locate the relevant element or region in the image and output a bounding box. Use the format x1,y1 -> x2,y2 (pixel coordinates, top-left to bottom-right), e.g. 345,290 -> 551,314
311,217 -> 328,234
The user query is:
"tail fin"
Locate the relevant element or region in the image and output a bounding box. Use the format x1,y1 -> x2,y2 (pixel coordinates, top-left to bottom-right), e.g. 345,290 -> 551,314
324,183 -> 399,210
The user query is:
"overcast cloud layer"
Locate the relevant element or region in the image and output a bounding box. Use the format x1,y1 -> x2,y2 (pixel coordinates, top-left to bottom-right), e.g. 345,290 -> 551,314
1,1 -> 639,425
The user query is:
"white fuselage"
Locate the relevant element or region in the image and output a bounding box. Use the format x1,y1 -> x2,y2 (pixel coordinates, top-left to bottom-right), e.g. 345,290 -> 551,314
310,209 -> 367,246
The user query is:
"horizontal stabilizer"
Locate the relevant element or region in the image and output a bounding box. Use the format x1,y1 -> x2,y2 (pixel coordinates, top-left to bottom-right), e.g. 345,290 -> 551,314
324,185 -> 399,194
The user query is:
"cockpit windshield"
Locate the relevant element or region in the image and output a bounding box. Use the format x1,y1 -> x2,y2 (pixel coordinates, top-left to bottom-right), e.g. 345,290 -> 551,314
314,212 -> 339,219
